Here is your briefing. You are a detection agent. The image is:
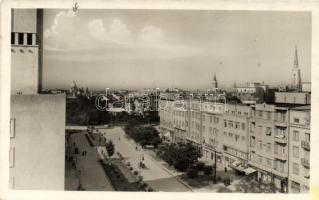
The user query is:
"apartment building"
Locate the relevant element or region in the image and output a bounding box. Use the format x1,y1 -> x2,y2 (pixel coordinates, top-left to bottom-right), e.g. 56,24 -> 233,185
185,100 -> 203,148
172,100 -> 187,143
201,102 -> 225,165
159,99 -> 175,142
249,103 -> 289,192
9,9 -> 66,190
288,106 -> 310,193
223,104 -> 251,170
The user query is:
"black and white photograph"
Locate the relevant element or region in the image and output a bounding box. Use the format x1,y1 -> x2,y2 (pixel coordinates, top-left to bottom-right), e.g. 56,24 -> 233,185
1,1 -> 318,200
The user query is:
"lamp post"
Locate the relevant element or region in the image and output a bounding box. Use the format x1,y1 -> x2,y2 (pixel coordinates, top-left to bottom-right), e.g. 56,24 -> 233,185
156,88 -> 159,112
105,88 -> 109,111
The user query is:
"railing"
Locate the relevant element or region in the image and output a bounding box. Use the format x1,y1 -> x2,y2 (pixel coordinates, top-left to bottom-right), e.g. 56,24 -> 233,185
301,158 -> 310,168
301,140 -> 310,151
274,135 -> 287,144
274,153 -> 287,161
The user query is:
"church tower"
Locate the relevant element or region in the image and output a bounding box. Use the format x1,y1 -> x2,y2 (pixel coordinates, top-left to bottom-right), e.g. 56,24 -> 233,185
212,73 -> 218,91
291,46 -> 302,91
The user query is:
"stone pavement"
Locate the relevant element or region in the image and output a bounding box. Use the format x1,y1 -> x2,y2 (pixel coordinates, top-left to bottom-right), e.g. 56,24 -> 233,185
70,132 -> 114,191
101,127 -> 191,192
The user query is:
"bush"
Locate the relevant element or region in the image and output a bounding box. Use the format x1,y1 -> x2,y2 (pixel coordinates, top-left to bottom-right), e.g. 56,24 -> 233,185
204,165 -> 213,175
133,171 -> 138,176
187,168 -> 198,179
127,162 -> 131,166
223,178 -> 231,186
139,162 -> 146,169
196,162 -> 205,171
148,188 -> 154,192
129,167 -> 133,170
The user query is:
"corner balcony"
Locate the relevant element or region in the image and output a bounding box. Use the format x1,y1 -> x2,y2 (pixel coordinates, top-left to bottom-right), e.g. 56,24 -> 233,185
274,121 -> 287,127
301,140 -> 310,151
274,153 -> 287,161
274,135 -> 287,144
301,158 -> 310,168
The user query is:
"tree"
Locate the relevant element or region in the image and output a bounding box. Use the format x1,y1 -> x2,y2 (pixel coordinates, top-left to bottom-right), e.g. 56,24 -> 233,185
105,140 -> 115,157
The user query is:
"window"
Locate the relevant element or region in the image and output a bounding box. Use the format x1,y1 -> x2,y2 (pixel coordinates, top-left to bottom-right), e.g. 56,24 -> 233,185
258,110 -> 263,117
267,111 -> 271,120
10,118 -> 15,138
293,162 -> 299,175
258,155 -> 262,163
228,121 -> 233,128
241,136 -> 245,141
305,133 -> 310,142
293,130 -> 299,142
11,32 -> 15,44
292,146 -> 299,158
294,118 -> 300,123
258,140 -> 262,149
304,167 -> 310,178
202,126 -> 205,131
229,132 -> 233,137
9,147 -> 15,168
224,120 -> 227,127
235,134 -> 239,141
267,143 -> 271,151
291,181 -> 300,192
235,122 -> 240,129
266,158 -> 271,167
27,33 -> 32,45
265,127 -> 272,136
250,136 -> 255,147
203,115 -> 205,121
241,123 -> 245,130
210,116 -> 212,123
18,33 -> 24,45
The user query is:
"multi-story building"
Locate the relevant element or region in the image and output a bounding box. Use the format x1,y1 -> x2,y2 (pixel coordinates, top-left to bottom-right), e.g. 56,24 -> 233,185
234,82 -> 267,104
9,9 -> 66,190
172,100 -> 187,143
288,106 -> 310,193
201,102 -> 225,165
249,103 -> 289,192
223,104 -> 251,169
159,99 -> 175,142
185,99 -> 202,148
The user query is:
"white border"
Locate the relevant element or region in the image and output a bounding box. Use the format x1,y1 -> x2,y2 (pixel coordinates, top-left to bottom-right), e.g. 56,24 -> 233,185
1,0 -> 319,200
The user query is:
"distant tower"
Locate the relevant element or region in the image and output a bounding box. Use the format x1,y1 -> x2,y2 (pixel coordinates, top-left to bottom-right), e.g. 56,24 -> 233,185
291,46 -> 302,91
212,73 -> 218,91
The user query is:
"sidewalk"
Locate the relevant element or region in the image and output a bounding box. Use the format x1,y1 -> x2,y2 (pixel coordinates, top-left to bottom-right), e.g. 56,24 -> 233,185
70,132 -> 114,191
101,127 -> 191,192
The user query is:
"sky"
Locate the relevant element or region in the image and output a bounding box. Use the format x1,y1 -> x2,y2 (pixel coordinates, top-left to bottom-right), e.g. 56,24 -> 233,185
43,9 -> 311,90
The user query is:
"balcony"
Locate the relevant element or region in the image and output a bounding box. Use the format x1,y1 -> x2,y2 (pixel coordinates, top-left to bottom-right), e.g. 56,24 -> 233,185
301,158 -> 310,168
274,153 -> 287,161
274,121 -> 287,127
274,135 -> 287,144
301,140 -> 310,151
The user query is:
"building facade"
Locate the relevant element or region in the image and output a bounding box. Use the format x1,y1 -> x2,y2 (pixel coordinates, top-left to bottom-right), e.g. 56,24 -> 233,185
288,106 -> 310,193
222,104 -> 251,170
249,103 -> 289,192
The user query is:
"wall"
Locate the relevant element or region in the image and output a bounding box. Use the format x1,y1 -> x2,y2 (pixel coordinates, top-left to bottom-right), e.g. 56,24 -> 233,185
12,9 -> 37,33
275,92 -> 311,105
11,46 -> 38,94
10,94 -> 65,190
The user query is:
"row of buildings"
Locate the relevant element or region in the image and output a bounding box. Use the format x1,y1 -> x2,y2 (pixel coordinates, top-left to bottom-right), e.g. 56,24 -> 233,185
159,49 -> 311,193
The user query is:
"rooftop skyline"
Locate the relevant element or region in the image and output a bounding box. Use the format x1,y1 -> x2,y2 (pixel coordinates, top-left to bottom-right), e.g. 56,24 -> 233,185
43,10 -> 311,90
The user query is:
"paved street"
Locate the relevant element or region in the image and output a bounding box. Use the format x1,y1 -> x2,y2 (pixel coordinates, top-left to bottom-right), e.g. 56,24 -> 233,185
70,132 -> 114,191
101,127 -> 191,192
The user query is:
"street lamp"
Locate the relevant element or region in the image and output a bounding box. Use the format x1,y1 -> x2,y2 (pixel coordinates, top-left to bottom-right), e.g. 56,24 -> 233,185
156,88 -> 159,112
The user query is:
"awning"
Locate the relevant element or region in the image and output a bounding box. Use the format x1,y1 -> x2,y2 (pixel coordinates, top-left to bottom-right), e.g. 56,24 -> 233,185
244,167 -> 257,175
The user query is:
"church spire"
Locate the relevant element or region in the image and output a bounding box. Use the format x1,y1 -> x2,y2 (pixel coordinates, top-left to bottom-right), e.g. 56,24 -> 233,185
294,46 -> 299,68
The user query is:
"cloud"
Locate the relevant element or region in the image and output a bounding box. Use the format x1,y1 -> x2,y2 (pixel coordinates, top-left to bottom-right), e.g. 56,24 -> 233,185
44,11 -> 201,59
109,19 -> 131,42
138,25 -> 164,44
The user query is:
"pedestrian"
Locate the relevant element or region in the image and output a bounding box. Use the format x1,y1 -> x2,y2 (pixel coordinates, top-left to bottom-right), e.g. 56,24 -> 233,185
225,167 -> 227,173
136,146 -> 137,150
